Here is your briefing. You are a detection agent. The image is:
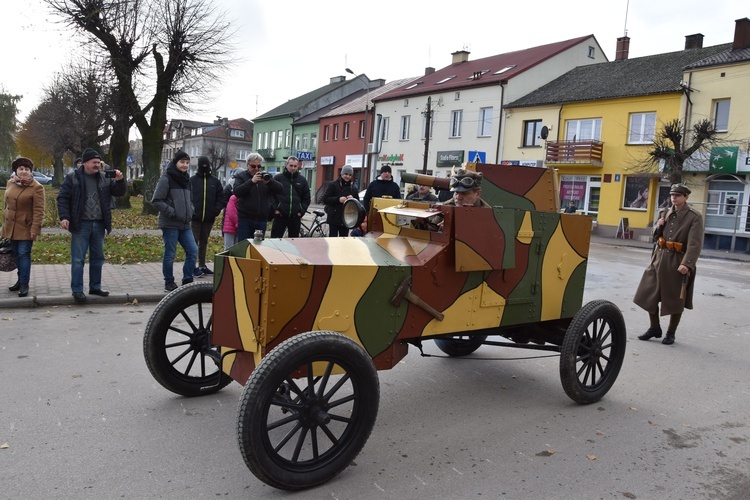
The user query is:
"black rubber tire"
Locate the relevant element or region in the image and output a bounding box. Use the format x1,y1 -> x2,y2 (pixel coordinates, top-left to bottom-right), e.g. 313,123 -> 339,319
560,300 -> 626,404
237,331 -> 379,490
434,335 -> 488,357
143,282 -> 231,397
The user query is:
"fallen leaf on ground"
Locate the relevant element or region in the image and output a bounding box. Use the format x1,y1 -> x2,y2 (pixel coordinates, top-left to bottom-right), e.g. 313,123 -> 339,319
0,443 -> 8,449
586,454 -> 597,460
536,449 -> 556,457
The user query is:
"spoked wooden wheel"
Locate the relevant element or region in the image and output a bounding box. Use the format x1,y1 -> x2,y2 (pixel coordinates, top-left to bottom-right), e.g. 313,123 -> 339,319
560,300 -> 626,404
143,282 -> 231,396
237,331 -> 379,490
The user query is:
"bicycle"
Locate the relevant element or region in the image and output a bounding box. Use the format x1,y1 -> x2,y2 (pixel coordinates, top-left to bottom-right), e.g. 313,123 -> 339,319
299,209 -> 328,237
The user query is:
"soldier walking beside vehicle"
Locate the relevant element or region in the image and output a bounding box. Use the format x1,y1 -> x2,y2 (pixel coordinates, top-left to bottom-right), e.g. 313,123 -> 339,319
633,183 -> 703,345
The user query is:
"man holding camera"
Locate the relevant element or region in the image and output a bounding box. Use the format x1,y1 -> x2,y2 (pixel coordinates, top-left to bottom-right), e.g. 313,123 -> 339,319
57,147 -> 126,303
233,152 -> 282,241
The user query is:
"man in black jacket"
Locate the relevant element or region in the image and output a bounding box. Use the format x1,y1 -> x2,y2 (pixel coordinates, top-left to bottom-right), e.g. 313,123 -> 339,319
233,153 -> 282,241
363,164 -> 402,212
271,156 -> 311,238
189,156 -> 227,275
57,148 -> 127,303
323,164 -> 359,236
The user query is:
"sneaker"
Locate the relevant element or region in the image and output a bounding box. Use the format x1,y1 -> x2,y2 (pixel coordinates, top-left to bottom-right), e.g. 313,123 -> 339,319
201,266 -> 214,275
164,281 -> 178,292
182,278 -> 194,286
194,267 -> 204,278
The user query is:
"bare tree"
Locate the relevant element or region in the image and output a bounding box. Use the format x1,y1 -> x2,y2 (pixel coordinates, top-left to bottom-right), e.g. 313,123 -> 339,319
647,119 -> 717,185
47,0 -> 235,212
0,90 -> 21,168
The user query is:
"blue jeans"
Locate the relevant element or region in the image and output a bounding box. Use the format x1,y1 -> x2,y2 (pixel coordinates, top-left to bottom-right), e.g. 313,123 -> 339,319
161,228 -> 198,283
70,220 -> 106,293
11,240 -> 33,284
237,219 -> 268,241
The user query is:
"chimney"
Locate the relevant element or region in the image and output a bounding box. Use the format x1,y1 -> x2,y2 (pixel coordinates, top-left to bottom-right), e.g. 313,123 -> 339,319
425,66 -> 435,75
733,17 -> 750,50
615,36 -> 630,61
684,34 -> 704,50
451,50 -> 470,64
330,75 -> 346,84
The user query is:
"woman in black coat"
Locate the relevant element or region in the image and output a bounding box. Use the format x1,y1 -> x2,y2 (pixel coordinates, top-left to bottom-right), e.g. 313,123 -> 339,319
323,165 -> 359,237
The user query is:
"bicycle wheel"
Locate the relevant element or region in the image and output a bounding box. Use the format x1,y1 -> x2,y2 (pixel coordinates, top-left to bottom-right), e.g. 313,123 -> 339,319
310,221 -> 328,237
299,221 -> 311,237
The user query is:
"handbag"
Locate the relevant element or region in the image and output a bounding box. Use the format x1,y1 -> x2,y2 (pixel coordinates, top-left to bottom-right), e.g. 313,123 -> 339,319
0,239 -> 17,273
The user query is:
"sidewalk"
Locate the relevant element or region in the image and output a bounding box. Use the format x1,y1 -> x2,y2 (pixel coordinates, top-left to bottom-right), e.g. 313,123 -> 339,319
1,230 -> 747,309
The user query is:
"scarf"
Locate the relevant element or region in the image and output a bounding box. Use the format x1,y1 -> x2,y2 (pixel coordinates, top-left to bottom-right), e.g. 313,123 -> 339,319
11,172 -> 34,187
166,163 -> 189,189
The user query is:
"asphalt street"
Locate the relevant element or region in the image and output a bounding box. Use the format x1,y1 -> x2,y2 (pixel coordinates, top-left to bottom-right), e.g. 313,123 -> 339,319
1,243 -> 748,499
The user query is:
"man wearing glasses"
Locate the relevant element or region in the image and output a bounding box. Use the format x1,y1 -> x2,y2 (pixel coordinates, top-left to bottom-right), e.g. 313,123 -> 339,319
232,152 -> 282,241
443,168 -> 490,208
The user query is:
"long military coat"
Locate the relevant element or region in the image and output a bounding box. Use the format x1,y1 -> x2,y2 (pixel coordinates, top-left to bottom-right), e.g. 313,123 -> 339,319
633,203 -> 703,316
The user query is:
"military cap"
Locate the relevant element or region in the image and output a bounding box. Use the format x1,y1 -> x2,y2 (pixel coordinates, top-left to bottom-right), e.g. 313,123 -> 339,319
669,183 -> 691,196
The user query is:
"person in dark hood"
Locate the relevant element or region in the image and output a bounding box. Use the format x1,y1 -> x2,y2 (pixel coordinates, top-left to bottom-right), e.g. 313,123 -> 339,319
270,156 -> 311,238
362,164 -> 401,212
323,164 -> 359,236
189,156 -> 227,275
151,150 -> 199,292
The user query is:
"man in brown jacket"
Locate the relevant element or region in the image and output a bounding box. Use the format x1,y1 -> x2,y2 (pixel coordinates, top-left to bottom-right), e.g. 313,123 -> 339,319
633,183 -> 703,345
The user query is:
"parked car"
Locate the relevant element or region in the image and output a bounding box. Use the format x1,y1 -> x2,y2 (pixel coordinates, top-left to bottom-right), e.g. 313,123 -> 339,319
32,171 -> 53,185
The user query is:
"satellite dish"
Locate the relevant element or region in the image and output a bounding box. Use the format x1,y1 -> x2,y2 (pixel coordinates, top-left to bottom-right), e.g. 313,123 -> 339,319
540,126 -> 549,140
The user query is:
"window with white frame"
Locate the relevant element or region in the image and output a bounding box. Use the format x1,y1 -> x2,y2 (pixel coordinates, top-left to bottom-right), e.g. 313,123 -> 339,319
277,130 -> 283,148
263,132 -> 269,148
294,134 -> 300,150
270,131 -> 276,149
628,112 -> 656,144
257,132 -> 262,148
237,150 -> 249,160
478,107 -> 493,137
311,132 -> 317,150
302,134 -> 308,150
333,124 -> 339,141
421,114 -> 434,140
523,120 -> 542,147
713,99 -> 730,132
285,130 -> 291,148
359,120 -> 366,139
381,117 -> 390,141
450,110 -> 462,138
323,125 -> 330,142
230,129 -> 245,138
565,118 -> 602,141
343,122 -> 350,140
400,116 -> 410,140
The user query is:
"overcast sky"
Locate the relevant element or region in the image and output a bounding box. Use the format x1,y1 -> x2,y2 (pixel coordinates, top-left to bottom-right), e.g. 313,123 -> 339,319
1,0 -> 746,134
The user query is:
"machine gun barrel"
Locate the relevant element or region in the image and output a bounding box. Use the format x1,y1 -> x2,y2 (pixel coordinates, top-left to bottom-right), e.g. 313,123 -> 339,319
401,172 -> 450,191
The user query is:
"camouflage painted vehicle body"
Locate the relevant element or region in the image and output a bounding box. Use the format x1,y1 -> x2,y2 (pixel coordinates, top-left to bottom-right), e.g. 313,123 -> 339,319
212,163 -> 592,386
143,162 -> 626,491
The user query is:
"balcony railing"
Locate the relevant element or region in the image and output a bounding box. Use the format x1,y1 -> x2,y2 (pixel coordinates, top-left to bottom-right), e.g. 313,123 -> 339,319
545,140 -> 604,166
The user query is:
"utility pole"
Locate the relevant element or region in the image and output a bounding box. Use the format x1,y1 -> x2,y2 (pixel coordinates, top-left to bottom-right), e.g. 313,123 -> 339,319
422,96 -> 432,174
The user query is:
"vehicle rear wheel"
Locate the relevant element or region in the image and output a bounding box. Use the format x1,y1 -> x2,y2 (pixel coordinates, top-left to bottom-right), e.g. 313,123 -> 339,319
560,300 -> 626,404
143,282 -> 231,396
237,331 -> 379,490
434,335 -> 487,356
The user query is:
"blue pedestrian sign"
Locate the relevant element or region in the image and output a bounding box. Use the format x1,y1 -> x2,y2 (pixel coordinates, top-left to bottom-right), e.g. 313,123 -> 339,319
126,155 -> 133,165
468,150 -> 486,163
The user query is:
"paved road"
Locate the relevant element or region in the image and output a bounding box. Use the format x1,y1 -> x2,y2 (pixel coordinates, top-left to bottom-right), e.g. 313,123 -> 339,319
1,244 -> 749,498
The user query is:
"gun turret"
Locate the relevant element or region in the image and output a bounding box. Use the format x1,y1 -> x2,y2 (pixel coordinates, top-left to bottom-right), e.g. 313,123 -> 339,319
401,172 -> 450,191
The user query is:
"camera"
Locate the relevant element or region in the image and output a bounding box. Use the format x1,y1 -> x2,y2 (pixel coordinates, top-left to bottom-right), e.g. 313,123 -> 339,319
104,170 -> 117,178
259,172 -> 273,181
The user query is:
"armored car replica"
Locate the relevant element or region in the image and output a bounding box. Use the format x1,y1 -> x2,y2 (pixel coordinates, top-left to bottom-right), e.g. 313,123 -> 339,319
144,162 -> 626,490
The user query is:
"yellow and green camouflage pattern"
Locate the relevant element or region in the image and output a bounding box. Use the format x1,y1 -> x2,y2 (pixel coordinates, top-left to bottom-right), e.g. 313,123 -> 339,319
212,163 -> 592,385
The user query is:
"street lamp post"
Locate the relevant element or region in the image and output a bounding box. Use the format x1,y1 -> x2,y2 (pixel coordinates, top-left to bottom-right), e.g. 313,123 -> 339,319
217,116 -> 230,181
345,68 -> 371,185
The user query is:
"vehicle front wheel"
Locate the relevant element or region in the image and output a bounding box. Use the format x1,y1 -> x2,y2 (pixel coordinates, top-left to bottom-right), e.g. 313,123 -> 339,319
237,331 -> 379,490
559,300 -> 626,404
